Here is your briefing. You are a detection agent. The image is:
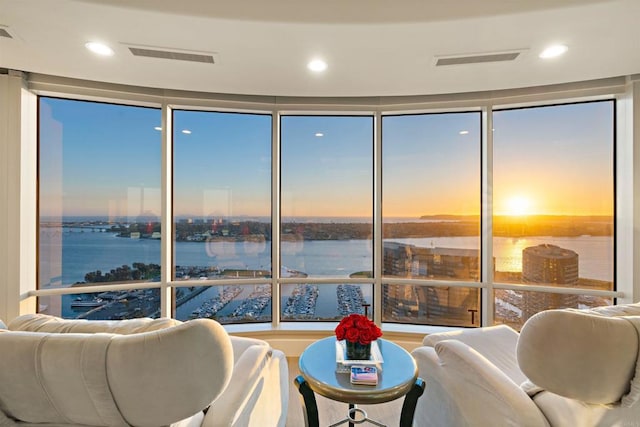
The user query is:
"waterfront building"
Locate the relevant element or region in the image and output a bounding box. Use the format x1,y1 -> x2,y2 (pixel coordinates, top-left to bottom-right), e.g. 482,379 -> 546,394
521,244 -> 579,321
383,242 -> 481,326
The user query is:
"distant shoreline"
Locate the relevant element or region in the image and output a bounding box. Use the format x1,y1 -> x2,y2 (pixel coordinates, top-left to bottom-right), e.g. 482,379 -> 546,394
40,214 -> 613,239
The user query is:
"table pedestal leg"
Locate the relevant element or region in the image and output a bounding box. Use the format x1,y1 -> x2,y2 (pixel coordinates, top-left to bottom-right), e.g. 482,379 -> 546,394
295,375 -> 425,427
399,378 -> 426,427
295,375 -> 319,427
327,403 -> 387,427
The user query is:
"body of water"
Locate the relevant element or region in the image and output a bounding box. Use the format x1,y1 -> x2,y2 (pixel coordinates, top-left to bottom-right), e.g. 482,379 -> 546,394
40,227 -> 613,318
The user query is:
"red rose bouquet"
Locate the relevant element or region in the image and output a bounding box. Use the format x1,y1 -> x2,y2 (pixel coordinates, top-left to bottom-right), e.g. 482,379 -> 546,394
334,313 -> 382,345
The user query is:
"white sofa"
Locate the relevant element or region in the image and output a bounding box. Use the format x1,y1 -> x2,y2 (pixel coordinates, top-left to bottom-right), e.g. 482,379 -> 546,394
411,303 -> 640,427
0,314 -> 289,427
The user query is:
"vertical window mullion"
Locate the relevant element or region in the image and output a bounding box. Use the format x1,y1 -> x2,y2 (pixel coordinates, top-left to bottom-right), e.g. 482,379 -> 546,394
482,106 -> 494,326
373,111 -> 383,325
161,103 -> 173,318
272,111 -> 281,327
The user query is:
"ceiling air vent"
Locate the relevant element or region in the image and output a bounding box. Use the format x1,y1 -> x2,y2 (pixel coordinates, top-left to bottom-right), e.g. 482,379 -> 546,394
435,50 -> 524,66
128,46 -> 215,64
0,27 -> 13,38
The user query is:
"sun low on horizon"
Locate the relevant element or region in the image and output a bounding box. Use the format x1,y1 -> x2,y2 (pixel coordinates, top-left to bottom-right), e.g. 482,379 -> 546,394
502,195 -> 533,216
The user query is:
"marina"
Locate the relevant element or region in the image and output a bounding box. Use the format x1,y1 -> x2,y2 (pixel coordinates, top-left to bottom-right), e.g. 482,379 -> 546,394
282,284 -> 319,320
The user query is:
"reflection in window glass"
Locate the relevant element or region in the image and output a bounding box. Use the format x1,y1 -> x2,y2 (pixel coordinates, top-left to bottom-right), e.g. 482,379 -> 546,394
383,284 -> 480,327
38,97 -> 162,318
382,113 -> 481,325
493,101 -> 614,328
281,283 -> 373,321
175,284 -> 272,324
172,110 -> 272,280
280,116 -> 373,279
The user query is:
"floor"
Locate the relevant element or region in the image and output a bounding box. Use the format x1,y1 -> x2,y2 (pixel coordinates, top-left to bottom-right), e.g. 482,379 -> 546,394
286,357 -> 404,427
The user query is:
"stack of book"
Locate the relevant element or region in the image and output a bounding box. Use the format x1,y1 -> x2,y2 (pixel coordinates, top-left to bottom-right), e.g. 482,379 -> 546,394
350,365 -> 378,385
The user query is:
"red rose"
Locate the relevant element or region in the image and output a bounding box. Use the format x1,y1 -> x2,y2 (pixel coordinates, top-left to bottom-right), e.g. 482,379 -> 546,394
354,316 -> 370,329
371,324 -> 382,340
345,327 -> 360,343
358,328 -> 373,345
335,324 -> 346,341
335,313 -> 383,345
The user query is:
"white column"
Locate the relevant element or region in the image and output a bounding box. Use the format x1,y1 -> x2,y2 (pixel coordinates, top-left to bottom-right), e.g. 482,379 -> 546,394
617,78 -> 640,304
0,71 -> 37,323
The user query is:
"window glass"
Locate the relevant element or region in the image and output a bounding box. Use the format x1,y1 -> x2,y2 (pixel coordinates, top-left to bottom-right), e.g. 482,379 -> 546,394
172,111 -> 272,324
281,283 -> 374,321
492,101 -> 614,329
280,115 -> 374,320
280,115 -> 373,277
173,111 -> 272,281
382,112 -> 481,325
47,289 -> 161,320
383,284 -> 480,326
175,284 -> 271,323
38,97 -> 161,317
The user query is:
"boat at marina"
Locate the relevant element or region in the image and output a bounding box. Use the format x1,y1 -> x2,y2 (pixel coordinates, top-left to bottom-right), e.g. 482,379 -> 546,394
70,298 -> 105,308
337,284 -> 366,315
189,285 -> 243,319
283,284 -> 318,319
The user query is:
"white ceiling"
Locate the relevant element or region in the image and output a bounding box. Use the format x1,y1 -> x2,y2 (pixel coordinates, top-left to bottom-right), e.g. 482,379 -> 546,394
1,0 -> 639,97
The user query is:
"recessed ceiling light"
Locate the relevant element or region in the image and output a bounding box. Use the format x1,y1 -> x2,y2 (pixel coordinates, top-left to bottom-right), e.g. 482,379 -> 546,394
315,132 -> 324,137
85,41 -> 114,56
308,59 -> 327,72
181,129 -> 192,134
459,130 -> 469,135
539,44 -> 568,59
154,127 -> 162,131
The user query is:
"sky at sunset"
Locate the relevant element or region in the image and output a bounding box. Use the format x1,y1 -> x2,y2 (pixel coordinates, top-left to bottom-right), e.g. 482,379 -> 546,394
39,98 -> 614,219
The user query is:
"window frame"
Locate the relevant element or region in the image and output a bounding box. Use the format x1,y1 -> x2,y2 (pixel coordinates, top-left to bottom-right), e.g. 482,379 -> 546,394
21,75 -> 627,334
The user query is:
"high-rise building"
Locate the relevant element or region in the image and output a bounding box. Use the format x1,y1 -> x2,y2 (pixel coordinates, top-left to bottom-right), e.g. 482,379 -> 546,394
382,242 -> 480,325
521,244 -> 579,320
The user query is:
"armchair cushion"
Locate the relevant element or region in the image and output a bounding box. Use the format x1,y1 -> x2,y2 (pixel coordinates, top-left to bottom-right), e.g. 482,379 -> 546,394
423,324 -> 526,385
413,325 -> 549,427
517,310 -> 639,405
0,319 -> 233,426
9,313 -> 181,334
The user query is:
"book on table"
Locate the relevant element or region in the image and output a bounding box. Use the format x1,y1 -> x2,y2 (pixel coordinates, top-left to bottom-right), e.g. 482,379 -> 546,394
350,365 -> 378,385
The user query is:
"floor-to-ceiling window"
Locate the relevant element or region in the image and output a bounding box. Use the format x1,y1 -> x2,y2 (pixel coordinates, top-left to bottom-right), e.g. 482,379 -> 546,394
381,112 -> 482,327
35,94 -> 617,329
280,115 -> 374,321
492,101 -> 615,329
38,97 -> 162,319
172,110 -> 272,323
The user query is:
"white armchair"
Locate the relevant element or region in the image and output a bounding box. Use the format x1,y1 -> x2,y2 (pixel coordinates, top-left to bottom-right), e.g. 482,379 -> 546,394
1,314 -> 288,427
411,303 -> 640,427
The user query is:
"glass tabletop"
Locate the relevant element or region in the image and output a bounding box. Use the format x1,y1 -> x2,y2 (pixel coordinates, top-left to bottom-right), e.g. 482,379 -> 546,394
298,337 -> 417,404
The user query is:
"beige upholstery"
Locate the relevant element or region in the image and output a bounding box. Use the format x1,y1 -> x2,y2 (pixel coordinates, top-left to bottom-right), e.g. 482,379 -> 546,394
412,303 -> 640,427
0,318 -> 232,426
2,314 -> 289,427
518,310 -> 639,404
413,325 -> 549,427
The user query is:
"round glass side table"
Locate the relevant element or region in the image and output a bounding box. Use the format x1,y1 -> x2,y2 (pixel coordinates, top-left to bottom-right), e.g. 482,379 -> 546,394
295,337 -> 425,427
